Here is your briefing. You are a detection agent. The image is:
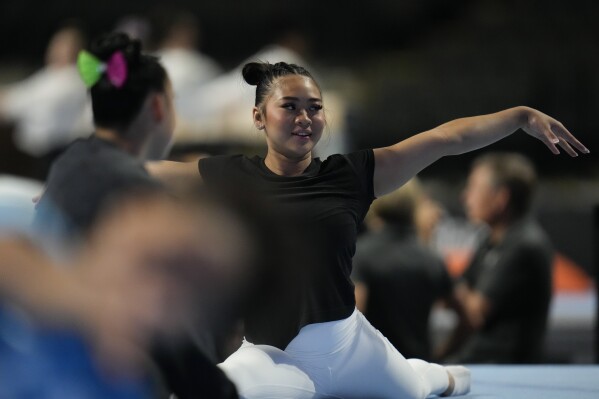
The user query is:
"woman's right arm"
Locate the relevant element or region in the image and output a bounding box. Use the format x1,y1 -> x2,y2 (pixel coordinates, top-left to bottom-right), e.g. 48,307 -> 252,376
145,160 -> 203,183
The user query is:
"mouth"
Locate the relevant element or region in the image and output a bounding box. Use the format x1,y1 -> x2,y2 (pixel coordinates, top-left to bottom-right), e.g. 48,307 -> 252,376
291,131 -> 312,138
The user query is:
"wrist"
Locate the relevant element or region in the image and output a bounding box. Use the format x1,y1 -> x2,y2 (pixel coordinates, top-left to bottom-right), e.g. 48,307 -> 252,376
513,106 -> 533,128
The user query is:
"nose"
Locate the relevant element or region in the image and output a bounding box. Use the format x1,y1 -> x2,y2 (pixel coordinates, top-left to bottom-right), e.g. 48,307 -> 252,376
295,109 -> 312,128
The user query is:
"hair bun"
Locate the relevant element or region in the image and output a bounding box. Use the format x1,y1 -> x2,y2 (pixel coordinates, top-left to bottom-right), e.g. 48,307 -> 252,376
242,62 -> 271,86
90,32 -> 141,64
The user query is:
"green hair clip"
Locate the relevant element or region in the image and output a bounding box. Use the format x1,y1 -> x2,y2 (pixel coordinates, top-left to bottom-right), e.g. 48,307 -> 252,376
77,50 -> 105,88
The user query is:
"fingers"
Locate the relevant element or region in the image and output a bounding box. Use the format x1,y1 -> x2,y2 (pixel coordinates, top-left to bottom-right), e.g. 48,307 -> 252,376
552,123 -> 590,154
540,128 -> 561,155
557,138 -> 578,157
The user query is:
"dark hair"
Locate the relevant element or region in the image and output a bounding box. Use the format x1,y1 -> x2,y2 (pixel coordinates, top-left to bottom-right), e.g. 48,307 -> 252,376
242,61 -> 319,110
89,32 -> 167,131
473,152 -> 537,220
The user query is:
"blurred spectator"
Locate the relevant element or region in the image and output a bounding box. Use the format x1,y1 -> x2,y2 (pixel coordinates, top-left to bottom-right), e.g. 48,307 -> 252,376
437,152 -> 553,363
187,27 -> 312,125
150,8 -> 222,123
114,15 -> 152,46
352,179 -> 455,360
0,23 -> 92,180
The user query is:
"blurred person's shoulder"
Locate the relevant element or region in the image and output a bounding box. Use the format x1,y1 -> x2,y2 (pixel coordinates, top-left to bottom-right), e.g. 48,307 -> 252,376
503,217 -> 553,255
49,136 -> 150,178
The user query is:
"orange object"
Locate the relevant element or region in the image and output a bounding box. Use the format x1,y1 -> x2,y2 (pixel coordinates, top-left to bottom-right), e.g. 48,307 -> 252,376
552,253 -> 592,293
444,249 -> 473,278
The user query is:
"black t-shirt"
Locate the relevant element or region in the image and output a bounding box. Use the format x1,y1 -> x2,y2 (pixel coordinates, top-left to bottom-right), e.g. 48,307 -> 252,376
456,217 -> 553,363
353,226 -> 452,360
36,135 -> 161,236
199,150 -> 375,348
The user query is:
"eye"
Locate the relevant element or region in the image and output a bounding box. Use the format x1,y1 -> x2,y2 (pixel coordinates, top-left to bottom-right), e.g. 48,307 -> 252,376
309,104 -> 323,112
281,103 -> 296,110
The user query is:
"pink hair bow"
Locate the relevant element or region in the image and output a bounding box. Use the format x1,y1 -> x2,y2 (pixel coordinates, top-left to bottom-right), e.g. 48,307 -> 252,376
104,51 -> 128,88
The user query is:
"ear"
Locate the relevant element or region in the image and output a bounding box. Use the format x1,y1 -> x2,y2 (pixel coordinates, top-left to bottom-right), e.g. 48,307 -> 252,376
252,107 -> 264,130
150,93 -> 165,122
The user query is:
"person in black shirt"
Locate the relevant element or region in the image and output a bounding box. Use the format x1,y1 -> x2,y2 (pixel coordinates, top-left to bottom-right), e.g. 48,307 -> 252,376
36,33 -> 174,237
151,61 -> 588,398
438,153 -> 554,364
352,179 -> 454,361
34,33 -> 238,399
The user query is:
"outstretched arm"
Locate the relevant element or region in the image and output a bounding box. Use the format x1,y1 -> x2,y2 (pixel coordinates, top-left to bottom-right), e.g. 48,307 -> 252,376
373,106 -> 588,197
145,159 -> 203,184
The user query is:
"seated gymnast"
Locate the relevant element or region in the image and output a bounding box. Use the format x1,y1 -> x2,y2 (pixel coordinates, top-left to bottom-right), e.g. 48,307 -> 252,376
150,60 -> 588,398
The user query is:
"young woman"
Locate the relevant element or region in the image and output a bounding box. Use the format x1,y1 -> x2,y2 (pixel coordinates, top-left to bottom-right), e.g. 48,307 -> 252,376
151,61 -> 588,398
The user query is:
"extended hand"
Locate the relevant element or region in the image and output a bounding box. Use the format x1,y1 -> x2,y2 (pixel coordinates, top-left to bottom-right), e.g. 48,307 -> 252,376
521,107 -> 589,156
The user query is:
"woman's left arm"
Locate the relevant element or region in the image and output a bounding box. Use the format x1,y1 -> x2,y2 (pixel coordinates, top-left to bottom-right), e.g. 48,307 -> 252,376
373,106 -> 588,197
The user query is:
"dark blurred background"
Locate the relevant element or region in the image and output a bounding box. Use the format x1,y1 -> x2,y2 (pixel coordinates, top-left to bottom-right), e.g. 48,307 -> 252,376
1,0 -> 596,172
0,0 -> 597,362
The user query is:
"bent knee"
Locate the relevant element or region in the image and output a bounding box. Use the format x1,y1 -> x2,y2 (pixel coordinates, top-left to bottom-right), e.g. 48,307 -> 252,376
219,345 -> 316,398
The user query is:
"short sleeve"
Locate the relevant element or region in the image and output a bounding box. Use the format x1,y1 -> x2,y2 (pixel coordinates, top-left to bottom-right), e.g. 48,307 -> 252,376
198,155 -> 221,184
198,155 -> 237,185
343,149 -> 376,202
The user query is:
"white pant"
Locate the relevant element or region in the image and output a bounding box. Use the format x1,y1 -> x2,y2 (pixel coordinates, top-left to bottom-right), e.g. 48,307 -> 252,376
218,309 -> 450,399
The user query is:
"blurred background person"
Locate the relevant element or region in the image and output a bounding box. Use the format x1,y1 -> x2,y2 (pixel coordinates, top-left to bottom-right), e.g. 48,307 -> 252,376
150,7 -> 222,124
437,152 -> 554,364
0,22 -> 92,181
353,178 -> 457,361
34,32 -> 173,240
114,14 -> 152,45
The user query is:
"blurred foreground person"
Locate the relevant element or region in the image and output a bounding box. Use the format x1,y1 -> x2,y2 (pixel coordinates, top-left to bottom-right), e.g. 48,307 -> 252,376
0,23 -> 92,179
0,190 -> 250,398
353,179 -> 455,360
437,153 -> 553,363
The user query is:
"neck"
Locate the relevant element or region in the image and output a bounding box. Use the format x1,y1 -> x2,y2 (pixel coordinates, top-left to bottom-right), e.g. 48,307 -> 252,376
264,150 -> 312,177
94,128 -> 140,158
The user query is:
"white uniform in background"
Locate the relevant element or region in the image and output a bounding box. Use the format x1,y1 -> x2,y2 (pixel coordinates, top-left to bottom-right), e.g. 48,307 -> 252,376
1,66 -> 92,156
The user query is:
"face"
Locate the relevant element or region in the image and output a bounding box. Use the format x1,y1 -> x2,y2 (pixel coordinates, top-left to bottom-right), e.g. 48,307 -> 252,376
463,165 -> 507,225
254,75 -> 325,160
83,195 -> 251,341
45,28 -> 82,67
